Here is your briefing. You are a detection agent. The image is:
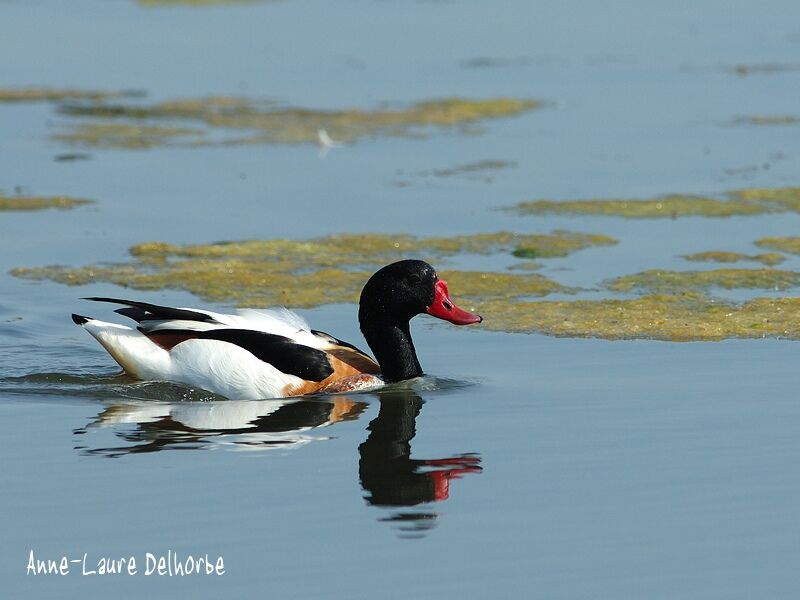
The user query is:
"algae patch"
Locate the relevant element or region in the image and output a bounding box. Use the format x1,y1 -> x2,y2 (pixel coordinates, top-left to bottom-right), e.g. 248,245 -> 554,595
53,96 -> 541,148
0,194 -> 94,212
4,87 -> 540,148
53,123 -> 208,149
478,295 -> 800,341
607,268 -> 800,294
12,231 -> 579,308
682,251 -> 785,267
512,231 -> 617,258
509,186 -> 800,218
0,87 -> 137,104
17,227 -> 800,342
730,115 -> 800,126
125,231 -> 610,261
15,262 -> 563,314
730,187 -> 800,212
511,194 -> 769,218
756,237 -> 800,255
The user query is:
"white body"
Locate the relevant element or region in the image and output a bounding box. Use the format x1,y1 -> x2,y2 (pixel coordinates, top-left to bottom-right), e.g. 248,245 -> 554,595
78,307 -> 349,400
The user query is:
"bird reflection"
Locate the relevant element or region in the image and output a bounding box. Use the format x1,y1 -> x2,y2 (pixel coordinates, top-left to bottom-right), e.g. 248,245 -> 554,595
75,385 -> 482,535
358,388 -> 481,536
74,397 -> 367,456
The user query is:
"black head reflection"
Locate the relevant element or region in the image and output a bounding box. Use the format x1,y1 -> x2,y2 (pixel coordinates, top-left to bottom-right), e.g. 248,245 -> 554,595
358,387 -> 482,537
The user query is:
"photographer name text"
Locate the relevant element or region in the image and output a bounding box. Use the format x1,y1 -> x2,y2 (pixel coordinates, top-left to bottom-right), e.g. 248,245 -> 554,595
26,549 -> 225,577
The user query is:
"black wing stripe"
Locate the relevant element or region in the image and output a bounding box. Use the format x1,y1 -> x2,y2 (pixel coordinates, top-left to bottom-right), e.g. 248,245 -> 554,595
311,329 -> 373,357
151,328 -> 334,382
84,297 -> 217,324
114,307 -> 149,322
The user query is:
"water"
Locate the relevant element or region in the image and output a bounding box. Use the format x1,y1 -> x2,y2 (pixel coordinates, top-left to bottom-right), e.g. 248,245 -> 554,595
2,0 -> 800,598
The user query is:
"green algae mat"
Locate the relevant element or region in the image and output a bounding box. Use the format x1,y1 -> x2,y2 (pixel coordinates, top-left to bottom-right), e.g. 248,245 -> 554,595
12,226 -> 800,342
0,194 -> 94,212
11,231 -> 590,308
682,251 -> 785,267
0,87 -> 541,149
508,187 -> 800,218
9,178 -> 800,341
478,294 -> 800,341
55,96 -> 538,147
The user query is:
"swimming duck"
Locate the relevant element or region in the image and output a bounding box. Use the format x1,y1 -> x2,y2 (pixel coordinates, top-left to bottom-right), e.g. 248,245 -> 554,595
72,260 -> 482,399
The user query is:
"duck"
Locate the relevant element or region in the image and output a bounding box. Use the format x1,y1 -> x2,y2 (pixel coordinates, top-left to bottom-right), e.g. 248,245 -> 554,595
71,259 -> 482,400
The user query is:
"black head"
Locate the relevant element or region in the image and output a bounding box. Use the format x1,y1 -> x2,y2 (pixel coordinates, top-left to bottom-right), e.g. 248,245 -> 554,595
358,260 -> 482,327
359,260 -> 436,324
358,260 -> 482,382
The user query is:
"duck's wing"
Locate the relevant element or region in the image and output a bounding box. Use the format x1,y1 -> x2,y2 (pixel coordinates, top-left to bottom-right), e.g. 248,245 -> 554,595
309,329 -> 380,374
78,298 -> 380,396
235,308 -> 379,373
84,296 -> 220,325
85,297 -> 316,343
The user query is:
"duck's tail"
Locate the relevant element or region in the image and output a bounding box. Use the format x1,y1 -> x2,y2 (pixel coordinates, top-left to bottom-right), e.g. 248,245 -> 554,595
72,314 -> 169,379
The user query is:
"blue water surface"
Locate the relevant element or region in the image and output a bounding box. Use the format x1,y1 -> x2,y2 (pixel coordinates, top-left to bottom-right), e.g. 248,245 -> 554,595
2,0 -> 800,598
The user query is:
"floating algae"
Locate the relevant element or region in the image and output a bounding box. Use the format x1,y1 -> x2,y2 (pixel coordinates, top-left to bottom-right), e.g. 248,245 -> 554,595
492,265 -> 800,340
11,232 -> 579,308
53,96 -> 541,148
510,194 -> 770,218
607,268 -> 800,294
16,229 -> 800,342
509,186 -> 800,218
441,270 -> 567,301
58,95 -> 268,121
0,194 -> 93,211
682,251 -> 785,267
511,231 -> 617,258
53,123 -> 208,149
0,87 -> 136,104
730,187 -> 800,212
125,231 -> 610,261
755,236 -> 800,255
730,115 -> 800,126
476,295 -> 800,341
11,262 -> 565,308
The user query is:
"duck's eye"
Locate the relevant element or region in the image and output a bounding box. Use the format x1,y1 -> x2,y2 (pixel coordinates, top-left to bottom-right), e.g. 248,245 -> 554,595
408,273 -> 422,285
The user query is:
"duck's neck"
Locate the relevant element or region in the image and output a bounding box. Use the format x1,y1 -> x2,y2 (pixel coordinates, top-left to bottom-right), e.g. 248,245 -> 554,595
360,315 -> 423,383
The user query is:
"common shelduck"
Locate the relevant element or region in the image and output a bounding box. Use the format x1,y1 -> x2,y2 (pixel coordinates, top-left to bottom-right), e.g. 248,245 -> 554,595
72,260 -> 482,400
